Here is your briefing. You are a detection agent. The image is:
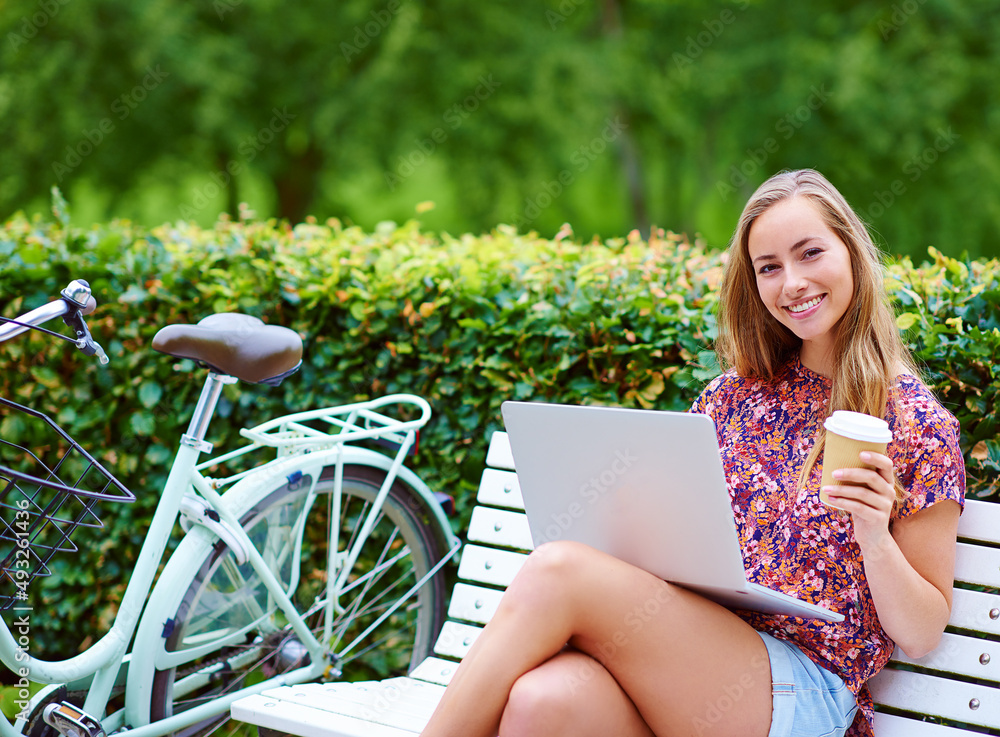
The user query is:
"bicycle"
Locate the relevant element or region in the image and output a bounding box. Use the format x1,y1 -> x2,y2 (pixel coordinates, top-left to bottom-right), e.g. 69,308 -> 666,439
0,279 -> 460,737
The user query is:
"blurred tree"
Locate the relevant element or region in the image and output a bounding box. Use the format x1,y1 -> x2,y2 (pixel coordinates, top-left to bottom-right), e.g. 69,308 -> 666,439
1,0 -> 998,258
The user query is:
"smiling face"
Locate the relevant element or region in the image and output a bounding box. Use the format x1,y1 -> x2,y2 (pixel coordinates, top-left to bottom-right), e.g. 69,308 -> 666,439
747,196 -> 855,375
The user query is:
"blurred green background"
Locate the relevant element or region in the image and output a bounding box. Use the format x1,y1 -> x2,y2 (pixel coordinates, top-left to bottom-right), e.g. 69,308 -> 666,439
2,0 -> 998,259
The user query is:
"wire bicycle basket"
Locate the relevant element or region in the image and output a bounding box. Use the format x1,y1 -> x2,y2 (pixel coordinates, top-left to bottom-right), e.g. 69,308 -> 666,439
0,397 -> 135,610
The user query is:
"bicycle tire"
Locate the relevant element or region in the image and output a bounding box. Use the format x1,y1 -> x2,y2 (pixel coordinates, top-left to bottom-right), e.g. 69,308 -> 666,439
147,463 -> 449,736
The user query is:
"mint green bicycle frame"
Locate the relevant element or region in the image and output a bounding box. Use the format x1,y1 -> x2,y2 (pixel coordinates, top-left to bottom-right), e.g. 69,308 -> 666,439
0,371 -> 460,737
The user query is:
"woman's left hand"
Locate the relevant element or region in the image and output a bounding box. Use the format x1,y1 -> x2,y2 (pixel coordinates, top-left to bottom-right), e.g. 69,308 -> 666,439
822,450 -> 896,553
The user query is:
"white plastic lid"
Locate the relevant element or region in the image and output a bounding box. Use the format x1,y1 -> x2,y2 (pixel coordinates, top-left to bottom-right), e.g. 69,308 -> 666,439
823,410 -> 892,443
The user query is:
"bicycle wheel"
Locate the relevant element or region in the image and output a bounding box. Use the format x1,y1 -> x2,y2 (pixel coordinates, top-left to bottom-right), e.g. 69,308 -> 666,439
148,463 -> 449,735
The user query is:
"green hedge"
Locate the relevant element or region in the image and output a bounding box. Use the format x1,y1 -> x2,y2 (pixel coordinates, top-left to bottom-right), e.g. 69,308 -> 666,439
1,205 -> 999,660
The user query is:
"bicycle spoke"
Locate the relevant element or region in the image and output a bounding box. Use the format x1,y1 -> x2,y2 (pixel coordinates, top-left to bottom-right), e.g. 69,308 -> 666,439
338,545 -> 411,596
337,618 -> 418,668
328,525 -> 401,652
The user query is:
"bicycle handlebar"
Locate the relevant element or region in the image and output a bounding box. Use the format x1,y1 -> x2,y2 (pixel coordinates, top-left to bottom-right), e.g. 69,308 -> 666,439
0,280 -> 109,364
0,298 -> 71,342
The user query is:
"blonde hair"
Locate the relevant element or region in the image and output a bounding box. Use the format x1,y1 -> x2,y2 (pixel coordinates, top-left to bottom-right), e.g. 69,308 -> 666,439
716,169 -> 916,500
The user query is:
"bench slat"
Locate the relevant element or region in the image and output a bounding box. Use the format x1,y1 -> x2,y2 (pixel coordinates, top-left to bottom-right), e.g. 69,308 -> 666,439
476,468 -> 525,509
886,631 -> 999,684
231,692 -> 422,737
447,582 -> 505,625
949,587 -> 1000,637
486,431 -> 515,470
433,621 -> 483,660
872,712 -> 990,737
410,657 -> 459,686
467,507 -> 534,551
457,544 -> 528,588
958,499 -> 1000,544
869,668 -> 1000,728
237,678 -> 445,736
265,681 -> 437,723
888,631 -> 1000,684
954,542 -> 1000,589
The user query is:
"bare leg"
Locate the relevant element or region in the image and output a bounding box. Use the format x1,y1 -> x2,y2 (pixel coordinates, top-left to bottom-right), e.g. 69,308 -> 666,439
499,649 -> 656,737
420,541 -> 773,737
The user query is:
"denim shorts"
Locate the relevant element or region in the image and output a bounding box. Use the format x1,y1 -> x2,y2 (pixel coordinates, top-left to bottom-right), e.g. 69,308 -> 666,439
757,631 -> 858,737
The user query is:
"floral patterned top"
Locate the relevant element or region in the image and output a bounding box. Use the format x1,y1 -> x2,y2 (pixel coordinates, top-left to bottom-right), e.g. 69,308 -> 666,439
691,356 -> 965,737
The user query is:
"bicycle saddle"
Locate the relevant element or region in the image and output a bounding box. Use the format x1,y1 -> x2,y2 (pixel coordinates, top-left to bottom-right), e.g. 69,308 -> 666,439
152,313 -> 303,386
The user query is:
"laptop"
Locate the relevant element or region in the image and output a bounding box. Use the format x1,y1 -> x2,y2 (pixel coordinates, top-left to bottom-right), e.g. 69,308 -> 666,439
500,401 -> 843,623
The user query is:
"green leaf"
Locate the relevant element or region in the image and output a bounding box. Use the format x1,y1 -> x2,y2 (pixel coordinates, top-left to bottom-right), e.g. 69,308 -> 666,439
0,413 -> 26,440
17,242 -> 45,264
138,381 -> 163,409
31,366 -> 61,389
129,412 -> 156,436
51,186 -> 70,227
350,302 -> 368,321
119,283 -> 148,304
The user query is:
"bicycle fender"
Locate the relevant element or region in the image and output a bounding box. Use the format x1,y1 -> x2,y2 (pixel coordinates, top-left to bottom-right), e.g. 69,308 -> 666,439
178,493 -> 251,565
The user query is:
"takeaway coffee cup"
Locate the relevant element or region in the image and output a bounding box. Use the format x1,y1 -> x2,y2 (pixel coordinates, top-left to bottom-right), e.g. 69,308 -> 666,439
820,411 -> 893,506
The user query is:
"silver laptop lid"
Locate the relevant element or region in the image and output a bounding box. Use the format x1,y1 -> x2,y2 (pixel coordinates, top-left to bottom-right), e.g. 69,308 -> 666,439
500,401 -> 750,590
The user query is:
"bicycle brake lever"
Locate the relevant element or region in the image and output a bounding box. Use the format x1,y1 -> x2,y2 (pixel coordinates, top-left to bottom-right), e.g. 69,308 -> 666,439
72,334 -> 110,365
64,308 -> 111,365
91,341 -> 109,365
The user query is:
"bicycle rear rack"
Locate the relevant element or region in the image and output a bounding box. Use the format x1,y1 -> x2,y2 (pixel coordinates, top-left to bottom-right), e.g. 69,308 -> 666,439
195,394 -> 431,489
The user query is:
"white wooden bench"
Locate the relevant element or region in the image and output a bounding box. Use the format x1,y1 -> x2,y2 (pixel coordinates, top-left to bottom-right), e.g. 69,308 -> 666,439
231,431 -> 1000,737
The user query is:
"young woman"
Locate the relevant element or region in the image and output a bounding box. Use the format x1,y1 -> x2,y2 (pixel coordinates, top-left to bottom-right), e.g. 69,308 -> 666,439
420,169 -> 965,737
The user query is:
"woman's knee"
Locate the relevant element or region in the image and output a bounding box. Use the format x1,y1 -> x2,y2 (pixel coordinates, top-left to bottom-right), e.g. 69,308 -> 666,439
530,539 -> 594,568
500,660 -> 591,736
519,540 -> 595,586
505,540 -> 683,621
503,541 -> 593,609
